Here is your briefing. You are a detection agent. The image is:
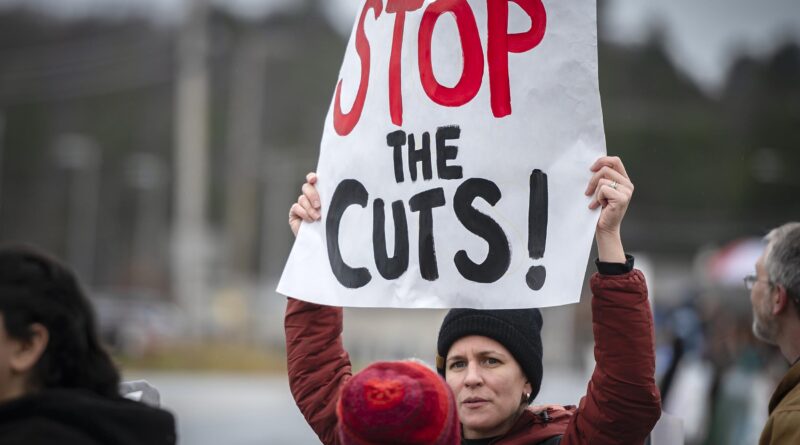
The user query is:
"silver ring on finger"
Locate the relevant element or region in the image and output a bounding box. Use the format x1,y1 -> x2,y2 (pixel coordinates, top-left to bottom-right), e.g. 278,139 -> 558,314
610,181 -> 618,190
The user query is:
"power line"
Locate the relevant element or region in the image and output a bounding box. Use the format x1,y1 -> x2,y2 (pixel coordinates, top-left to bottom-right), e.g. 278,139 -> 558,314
0,16 -> 178,103
0,71 -> 174,104
0,21 -> 169,57
0,31 -> 173,79
0,35 -> 175,103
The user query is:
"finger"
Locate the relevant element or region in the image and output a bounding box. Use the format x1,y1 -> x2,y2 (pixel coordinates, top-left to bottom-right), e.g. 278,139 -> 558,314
590,156 -> 629,179
589,188 -> 605,210
289,210 -> 302,236
290,202 -> 313,222
584,166 -> 633,196
302,182 -> 321,209
298,195 -> 319,220
306,172 -> 318,184
593,184 -> 630,233
589,179 -> 628,210
590,185 -> 614,210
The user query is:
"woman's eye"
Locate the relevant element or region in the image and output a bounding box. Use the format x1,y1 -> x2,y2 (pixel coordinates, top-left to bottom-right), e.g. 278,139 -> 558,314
483,357 -> 500,365
449,361 -> 466,370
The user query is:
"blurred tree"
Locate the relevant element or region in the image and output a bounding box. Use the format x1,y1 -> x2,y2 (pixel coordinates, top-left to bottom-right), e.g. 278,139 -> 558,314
722,43 -> 800,212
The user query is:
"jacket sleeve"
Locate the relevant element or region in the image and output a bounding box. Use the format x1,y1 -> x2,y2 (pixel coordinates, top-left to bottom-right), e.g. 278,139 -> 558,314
285,297 -> 352,445
561,270 -> 662,445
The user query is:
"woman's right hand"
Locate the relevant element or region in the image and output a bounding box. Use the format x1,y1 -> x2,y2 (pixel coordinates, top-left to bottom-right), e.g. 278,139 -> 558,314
289,172 -> 321,237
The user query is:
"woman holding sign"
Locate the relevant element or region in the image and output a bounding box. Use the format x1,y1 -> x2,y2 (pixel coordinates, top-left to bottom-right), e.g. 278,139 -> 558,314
285,156 -> 661,444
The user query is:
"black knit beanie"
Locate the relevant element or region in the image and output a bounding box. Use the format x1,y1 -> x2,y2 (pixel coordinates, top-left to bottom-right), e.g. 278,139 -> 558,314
436,308 -> 543,404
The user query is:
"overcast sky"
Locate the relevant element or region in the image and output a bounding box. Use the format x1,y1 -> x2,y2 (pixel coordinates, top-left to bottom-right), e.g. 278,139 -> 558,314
1,0 -> 798,92
603,0 -> 800,92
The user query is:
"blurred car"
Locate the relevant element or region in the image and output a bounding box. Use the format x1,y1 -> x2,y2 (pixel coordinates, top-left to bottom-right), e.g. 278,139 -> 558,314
91,289 -> 185,357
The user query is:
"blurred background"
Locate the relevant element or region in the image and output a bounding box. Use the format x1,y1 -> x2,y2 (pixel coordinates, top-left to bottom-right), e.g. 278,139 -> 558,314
0,0 -> 798,443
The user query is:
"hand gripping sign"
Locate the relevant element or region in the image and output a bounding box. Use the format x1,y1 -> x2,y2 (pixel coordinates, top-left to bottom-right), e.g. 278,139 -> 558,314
278,0 -> 604,309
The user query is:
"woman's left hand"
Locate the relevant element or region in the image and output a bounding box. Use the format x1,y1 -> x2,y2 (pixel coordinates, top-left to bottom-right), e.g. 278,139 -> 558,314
584,156 -> 633,262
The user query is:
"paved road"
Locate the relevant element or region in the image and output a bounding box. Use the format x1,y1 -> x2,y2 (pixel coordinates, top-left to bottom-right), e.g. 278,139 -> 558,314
125,369 -> 588,445
124,372 -> 320,445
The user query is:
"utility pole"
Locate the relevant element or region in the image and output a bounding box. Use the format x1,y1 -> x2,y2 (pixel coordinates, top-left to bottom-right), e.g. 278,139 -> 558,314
53,134 -> 100,285
223,30 -> 268,281
126,153 -> 167,288
173,0 -> 211,339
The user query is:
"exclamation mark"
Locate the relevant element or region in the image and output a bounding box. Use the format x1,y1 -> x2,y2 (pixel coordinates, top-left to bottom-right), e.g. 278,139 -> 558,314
526,169 -> 548,291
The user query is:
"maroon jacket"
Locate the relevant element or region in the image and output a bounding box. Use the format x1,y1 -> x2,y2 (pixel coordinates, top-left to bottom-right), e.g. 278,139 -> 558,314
285,270 -> 661,445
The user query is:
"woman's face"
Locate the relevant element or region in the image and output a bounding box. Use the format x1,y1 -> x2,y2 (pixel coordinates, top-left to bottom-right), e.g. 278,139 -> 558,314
0,314 -> 24,403
0,313 -> 48,404
445,335 -> 531,439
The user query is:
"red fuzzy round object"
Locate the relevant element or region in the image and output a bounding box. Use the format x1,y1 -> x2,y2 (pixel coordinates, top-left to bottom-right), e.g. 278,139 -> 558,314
337,361 -> 460,445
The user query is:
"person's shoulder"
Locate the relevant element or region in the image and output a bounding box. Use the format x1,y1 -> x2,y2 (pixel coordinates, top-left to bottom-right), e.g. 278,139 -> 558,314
0,393 -> 103,445
0,416 -> 102,445
501,407 -> 571,445
0,389 -> 175,445
764,404 -> 800,444
768,386 -> 800,440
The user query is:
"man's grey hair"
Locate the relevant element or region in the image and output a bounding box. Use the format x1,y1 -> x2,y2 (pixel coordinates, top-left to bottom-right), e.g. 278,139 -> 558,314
764,222 -> 800,315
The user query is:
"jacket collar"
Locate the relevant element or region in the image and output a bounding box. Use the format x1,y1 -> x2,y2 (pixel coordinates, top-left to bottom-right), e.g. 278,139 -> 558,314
769,360 -> 800,413
476,406 -> 573,445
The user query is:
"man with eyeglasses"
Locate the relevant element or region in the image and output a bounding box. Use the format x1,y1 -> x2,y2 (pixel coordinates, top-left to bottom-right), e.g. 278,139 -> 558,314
744,222 -> 800,445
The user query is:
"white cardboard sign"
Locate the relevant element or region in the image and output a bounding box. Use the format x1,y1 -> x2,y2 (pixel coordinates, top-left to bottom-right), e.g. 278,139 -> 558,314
278,0 -> 604,309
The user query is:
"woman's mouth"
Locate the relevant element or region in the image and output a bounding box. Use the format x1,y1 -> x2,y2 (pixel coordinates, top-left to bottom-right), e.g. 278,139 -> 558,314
462,397 -> 489,408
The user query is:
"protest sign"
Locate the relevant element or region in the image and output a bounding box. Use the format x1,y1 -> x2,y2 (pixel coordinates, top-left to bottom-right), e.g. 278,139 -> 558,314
278,0 -> 604,308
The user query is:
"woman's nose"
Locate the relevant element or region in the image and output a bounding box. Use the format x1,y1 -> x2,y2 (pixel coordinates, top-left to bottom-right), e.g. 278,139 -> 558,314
463,362 -> 483,387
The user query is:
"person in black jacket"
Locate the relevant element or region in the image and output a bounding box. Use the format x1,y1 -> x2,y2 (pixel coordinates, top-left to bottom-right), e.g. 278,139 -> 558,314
0,245 -> 176,445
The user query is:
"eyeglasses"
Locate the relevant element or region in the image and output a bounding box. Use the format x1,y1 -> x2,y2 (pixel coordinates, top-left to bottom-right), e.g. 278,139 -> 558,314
743,275 -> 772,291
